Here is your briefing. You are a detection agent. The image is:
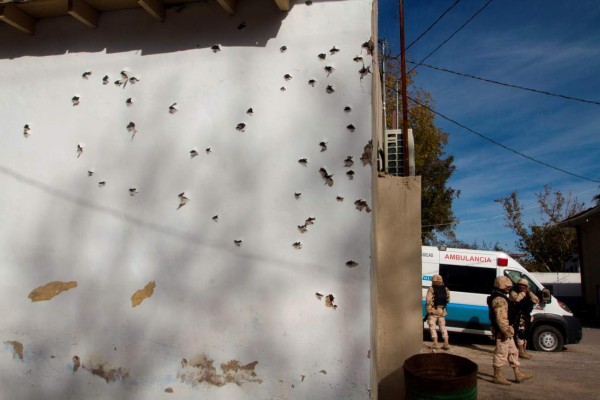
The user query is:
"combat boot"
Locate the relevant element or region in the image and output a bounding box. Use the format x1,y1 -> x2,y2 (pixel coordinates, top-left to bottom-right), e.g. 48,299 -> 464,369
432,338 -> 441,349
523,341 -> 533,359
493,367 -> 511,385
518,343 -> 531,359
442,338 -> 450,350
513,367 -> 533,383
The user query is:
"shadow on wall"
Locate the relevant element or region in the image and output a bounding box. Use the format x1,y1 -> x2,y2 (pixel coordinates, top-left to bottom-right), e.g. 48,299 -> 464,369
0,0 -> 374,397
0,0 -> 289,59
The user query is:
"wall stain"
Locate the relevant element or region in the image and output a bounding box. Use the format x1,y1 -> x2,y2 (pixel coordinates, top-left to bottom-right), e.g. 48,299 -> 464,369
178,354 -> 262,387
5,340 -> 24,361
165,387 -> 174,393
131,281 -> 156,307
86,363 -> 129,383
28,281 -> 77,302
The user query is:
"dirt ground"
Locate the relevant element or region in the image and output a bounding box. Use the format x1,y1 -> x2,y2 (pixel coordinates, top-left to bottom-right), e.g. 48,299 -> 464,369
422,326 -> 600,400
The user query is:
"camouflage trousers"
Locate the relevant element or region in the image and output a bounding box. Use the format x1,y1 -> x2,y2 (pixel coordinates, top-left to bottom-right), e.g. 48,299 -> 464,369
427,314 -> 448,341
493,336 -> 520,368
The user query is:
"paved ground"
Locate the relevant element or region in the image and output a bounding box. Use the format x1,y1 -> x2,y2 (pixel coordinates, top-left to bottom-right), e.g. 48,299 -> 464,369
422,326 -> 600,400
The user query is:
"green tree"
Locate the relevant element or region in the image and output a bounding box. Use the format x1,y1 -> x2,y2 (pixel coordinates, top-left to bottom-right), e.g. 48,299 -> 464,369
495,186 -> 584,271
381,53 -> 459,244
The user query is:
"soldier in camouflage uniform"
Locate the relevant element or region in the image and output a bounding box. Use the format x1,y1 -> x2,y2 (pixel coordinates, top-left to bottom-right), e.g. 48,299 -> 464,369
488,276 -> 533,385
426,274 -> 450,350
510,277 -> 539,359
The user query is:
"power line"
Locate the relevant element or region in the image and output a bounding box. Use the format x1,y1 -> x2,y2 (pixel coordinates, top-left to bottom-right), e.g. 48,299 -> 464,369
408,0 -> 495,75
396,89 -> 600,184
406,0 -> 461,51
409,61 -> 600,106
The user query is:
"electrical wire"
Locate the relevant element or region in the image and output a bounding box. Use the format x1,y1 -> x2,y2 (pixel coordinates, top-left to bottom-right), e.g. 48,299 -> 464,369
408,0 -> 495,75
403,92 -> 600,184
406,0 -> 461,51
409,61 -> 600,106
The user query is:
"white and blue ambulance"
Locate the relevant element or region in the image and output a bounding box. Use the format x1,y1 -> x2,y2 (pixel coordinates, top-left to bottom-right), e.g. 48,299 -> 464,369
422,246 -> 582,352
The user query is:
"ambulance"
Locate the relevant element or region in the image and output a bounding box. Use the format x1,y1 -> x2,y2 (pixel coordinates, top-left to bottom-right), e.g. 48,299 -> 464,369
422,246 -> 582,352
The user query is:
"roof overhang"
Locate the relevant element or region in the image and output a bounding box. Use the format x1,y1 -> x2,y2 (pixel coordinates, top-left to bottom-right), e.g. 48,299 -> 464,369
559,205 -> 600,228
0,0 -> 291,35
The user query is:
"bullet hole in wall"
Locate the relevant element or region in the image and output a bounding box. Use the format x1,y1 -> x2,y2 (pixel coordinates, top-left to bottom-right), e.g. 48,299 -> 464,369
237,22 -> 246,30
294,192 -> 302,199
319,167 -> 334,187
336,195 -> 344,202
102,75 -> 109,85
326,85 -> 335,94
346,170 -> 355,180
23,124 -> 30,138
362,39 -> 374,55
284,73 -> 292,81
329,46 -> 340,54
236,123 -> 246,132
280,45 -> 287,52
211,44 -> 221,52
129,188 -> 138,196
234,239 -> 242,247
344,105 -> 352,112
359,66 -> 371,79
169,103 -> 178,114
72,96 -> 80,106
82,71 -> 92,79
347,124 -> 355,132
324,66 -> 334,76
292,241 -> 302,249
190,148 -> 199,158
319,141 -> 327,152
353,56 -> 363,62
298,158 -> 308,166
346,260 -> 358,268
354,199 -> 371,213
325,294 -> 337,309
344,156 -> 354,167
280,86 -> 286,91
246,107 -> 253,115
308,79 -> 316,87
178,192 -> 189,209
76,143 -> 85,158
318,53 -> 326,60
126,98 -> 133,106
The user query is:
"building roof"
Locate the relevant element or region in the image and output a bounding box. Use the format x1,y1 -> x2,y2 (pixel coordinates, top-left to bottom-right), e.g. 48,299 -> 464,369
560,204 -> 600,227
0,0 -> 290,35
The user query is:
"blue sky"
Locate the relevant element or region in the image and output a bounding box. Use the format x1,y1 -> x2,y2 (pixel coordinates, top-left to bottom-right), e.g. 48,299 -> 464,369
378,0 -> 600,250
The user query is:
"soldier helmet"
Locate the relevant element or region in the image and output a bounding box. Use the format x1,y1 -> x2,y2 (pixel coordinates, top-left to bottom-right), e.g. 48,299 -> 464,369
494,276 -> 513,290
432,274 -> 444,284
517,278 -> 529,287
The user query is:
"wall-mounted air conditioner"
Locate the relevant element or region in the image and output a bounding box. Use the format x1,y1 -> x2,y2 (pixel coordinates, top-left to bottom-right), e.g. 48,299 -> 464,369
384,129 -> 414,176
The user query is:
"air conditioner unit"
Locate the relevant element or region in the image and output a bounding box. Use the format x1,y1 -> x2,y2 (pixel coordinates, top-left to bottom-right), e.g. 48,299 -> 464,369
384,129 -> 414,176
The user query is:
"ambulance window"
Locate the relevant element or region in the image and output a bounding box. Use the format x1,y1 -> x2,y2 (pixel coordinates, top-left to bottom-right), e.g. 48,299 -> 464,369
439,264 -> 496,294
504,270 -> 537,290
504,270 -> 522,285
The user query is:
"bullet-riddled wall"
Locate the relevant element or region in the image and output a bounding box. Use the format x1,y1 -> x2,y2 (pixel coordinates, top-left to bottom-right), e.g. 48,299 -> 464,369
0,1 -> 375,398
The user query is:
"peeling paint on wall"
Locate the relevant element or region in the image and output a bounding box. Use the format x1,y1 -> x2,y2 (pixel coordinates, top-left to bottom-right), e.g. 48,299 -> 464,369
83,361 -> 129,383
4,340 -> 24,361
131,281 -> 156,307
178,354 -> 262,387
28,281 -> 77,302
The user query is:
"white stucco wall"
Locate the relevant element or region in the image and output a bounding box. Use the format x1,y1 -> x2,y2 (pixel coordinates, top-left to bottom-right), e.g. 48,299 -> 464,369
0,1 -> 374,398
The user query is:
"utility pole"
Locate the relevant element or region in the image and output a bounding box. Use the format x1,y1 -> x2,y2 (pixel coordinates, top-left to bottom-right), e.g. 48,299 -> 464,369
399,0 -> 410,175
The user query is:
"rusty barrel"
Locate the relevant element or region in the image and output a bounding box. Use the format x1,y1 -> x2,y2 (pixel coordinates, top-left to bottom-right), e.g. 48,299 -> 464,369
403,353 -> 477,400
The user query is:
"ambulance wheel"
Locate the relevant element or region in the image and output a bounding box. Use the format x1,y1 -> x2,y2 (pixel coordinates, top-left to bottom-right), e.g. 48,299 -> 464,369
532,325 -> 563,352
